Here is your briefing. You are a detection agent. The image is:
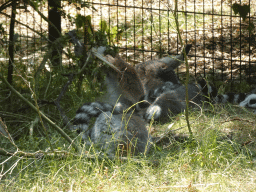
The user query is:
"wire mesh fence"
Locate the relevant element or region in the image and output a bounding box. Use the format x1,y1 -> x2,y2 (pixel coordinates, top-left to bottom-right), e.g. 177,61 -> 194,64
0,0 -> 255,87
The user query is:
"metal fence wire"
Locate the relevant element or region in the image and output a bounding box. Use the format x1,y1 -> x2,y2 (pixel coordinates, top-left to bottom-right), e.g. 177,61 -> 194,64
0,0 -> 255,87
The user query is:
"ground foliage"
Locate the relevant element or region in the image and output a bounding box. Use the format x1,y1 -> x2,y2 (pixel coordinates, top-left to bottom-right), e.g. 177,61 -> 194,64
0,0 -> 256,191
0,105 -> 256,191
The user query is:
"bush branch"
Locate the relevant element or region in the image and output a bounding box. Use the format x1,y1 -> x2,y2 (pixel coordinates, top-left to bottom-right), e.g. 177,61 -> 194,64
0,73 -> 81,152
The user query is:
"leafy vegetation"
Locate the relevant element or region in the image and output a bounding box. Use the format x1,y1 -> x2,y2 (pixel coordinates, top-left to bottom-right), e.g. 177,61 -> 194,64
0,0 -> 256,191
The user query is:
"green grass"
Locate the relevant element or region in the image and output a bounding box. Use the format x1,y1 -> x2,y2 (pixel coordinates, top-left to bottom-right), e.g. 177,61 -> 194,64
1,1 -> 255,191
1,104 -> 256,191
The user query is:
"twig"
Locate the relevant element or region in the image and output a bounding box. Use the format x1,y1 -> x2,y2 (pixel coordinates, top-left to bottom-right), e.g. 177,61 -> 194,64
155,183 -> 220,189
0,117 -> 9,138
34,46 -> 53,81
0,148 -> 148,164
0,117 -> 17,148
154,106 -> 203,145
29,116 -> 39,139
154,123 -> 174,144
28,1 -> 61,37
0,154 -> 22,182
77,51 -> 92,75
34,33 -> 70,81
172,0 -> 192,137
5,158 -> 34,186
0,73 -> 81,152
0,12 -> 47,40
221,117 -> 254,124
91,48 -> 121,73
18,74 -> 55,152
0,0 -> 12,13
154,123 -> 189,144
54,74 -> 74,129
56,74 -> 74,104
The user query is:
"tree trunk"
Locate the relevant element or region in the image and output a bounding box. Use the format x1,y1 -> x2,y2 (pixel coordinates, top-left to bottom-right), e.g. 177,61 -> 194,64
7,0 -> 17,85
48,0 -> 62,66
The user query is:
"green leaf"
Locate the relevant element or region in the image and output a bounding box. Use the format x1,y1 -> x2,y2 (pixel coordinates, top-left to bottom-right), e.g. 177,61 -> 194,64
111,26 -> 118,39
232,3 -> 250,21
75,14 -> 92,29
100,20 -> 108,32
75,14 -> 85,29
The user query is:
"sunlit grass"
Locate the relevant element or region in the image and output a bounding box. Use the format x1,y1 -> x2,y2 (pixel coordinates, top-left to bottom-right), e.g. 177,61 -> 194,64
1,1 -> 256,191
1,104 -> 255,191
